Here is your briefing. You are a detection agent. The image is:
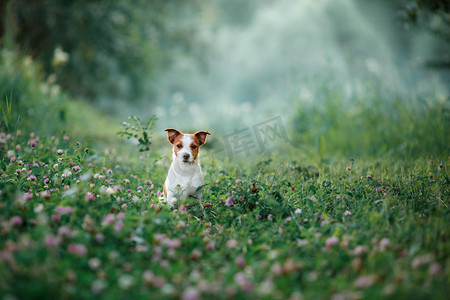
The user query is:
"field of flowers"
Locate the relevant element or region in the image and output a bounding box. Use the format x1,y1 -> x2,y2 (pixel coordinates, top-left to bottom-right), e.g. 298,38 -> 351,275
0,129 -> 448,300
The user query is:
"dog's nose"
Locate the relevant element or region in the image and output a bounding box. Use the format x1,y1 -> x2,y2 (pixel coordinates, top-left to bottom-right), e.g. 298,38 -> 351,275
183,153 -> 190,160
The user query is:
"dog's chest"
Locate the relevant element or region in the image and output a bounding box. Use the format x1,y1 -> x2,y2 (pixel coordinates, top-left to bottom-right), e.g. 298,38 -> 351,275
166,163 -> 204,195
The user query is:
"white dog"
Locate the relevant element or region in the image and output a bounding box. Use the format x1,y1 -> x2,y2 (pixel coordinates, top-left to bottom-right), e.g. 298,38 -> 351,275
163,128 -> 210,205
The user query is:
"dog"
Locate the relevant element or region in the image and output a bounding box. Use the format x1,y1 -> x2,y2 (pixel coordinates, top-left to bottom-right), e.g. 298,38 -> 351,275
163,128 -> 210,205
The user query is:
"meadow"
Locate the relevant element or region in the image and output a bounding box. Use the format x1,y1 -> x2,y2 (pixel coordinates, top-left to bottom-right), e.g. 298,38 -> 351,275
0,109 -> 449,299
1,21 -> 449,299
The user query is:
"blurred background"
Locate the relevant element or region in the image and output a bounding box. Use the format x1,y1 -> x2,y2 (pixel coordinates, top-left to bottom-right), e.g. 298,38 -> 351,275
0,0 -> 449,160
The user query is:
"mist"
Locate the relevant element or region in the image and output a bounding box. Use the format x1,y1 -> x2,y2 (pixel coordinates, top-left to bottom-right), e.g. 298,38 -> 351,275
127,0 -> 449,135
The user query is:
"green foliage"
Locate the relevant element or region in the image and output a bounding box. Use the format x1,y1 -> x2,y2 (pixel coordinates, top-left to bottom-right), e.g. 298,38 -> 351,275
0,47 -> 118,141
291,75 -> 450,160
0,131 -> 449,299
1,0 -> 206,103
117,115 -> 158,153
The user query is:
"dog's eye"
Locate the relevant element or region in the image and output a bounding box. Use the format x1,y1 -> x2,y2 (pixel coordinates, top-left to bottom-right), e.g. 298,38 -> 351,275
176,144 -> 183,149
191,145 -> 197,150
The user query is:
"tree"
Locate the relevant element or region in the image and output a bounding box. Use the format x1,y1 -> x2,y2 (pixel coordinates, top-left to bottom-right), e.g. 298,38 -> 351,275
0,0 -> 206,103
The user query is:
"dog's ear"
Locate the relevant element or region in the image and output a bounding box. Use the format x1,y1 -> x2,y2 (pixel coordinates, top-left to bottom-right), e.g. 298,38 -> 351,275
165,128 -> 182,144
194,131 -> 211,146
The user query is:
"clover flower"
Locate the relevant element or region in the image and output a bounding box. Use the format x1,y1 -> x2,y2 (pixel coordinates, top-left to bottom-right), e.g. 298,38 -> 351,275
326,236 -> 339,249
10,216 -> 23,226
225,197 -> 234,206
55,206 -> 73,215
67,243 -> 87,256
226,239 -> 238,249
181,287 -> 200,300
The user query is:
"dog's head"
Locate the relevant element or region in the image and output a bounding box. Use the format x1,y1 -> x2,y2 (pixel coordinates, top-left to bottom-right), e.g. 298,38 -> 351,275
165,129 -> 210,164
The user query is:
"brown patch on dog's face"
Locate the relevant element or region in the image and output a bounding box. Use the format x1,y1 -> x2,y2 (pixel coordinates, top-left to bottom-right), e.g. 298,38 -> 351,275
165,129 -> 184,158
165,128 -> 181,144
165,129 -> 211,162
190,131 -> 210,161
194,131 -> 211,146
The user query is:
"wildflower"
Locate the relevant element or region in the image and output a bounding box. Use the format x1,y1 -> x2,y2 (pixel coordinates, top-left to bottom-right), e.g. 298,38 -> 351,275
204,202 -> 212,208
379,238 -> 390,251
343,210 -> 352,216
34,203 -> 45,214
181,287 -> 200,300
89,257 -> 101,270
101,214 -> 115,226
30,142 -> 36,147
206,242 -> 215,251
73,166 -> 81,172
80,215 -> 95,232
84,192 -> 96,202
24,192 -> 33,201
58,226 -> 75,237
326,236 -> 339,249
121,203 -> 127,210
55,206 -> 73,215
27,175 -> 37,181
225,197 -> 234,206
10,216 -> 23,226
191,249 -> 202,260
320,220 -> 329,227
235,256 -> 245,267
346,166 -> 351,171
114,220 -> 124,233
412,254 -> 434,269
95,233 -> 105,243
234,272 -> 253,291
267,214 -> 273,221
91,279 -> 106,294
56,149 -> 63,155
67,243 -> 87,256
45,234 -> 60,249
51,214 -> 62,222
226,239 -> 238,249
295,208 -> 302,214
164,239 -> 181,249
63,136 -> 69,141
118,274 -> 134,290
235,179 -> 242,183
354,275 -> 377,288
428,263 -> 441,275
105,187 -> 115,195
353,245 -> 369,256
256,215 -> 262,220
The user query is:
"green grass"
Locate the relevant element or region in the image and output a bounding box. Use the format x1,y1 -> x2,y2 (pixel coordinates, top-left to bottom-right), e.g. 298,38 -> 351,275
0,47 -> 449,299
0,131 -> 448,299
